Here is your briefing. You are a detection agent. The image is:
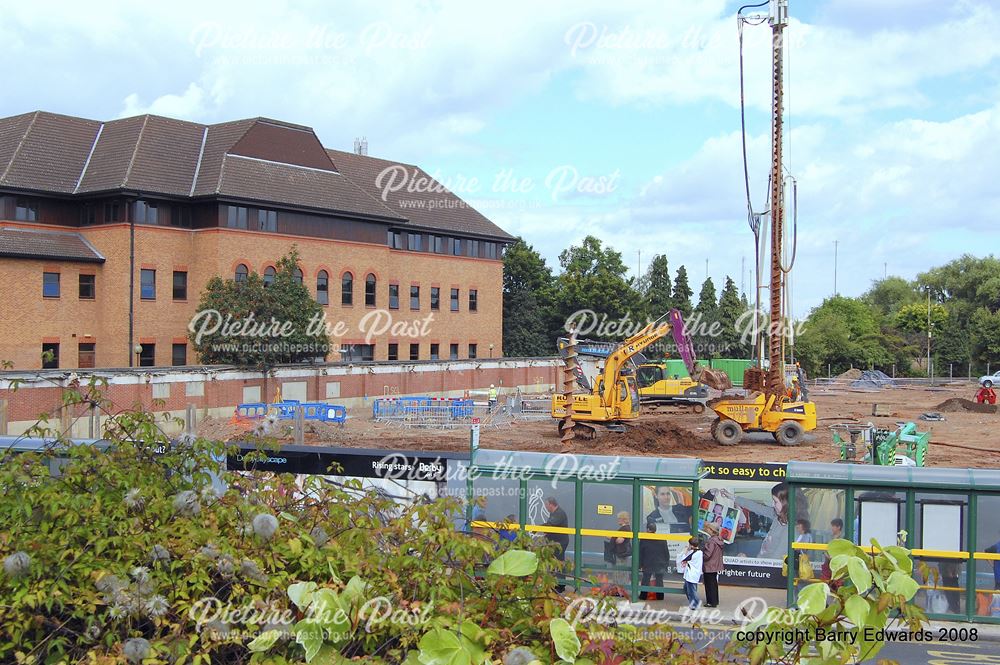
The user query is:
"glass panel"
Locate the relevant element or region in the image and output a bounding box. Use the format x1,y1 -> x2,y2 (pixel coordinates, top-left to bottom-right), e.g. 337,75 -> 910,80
468,476 -> 522,542
581,482 -> 634,592
914,492 -> 967,552
913,557 -> 966,617
854,490 -> 905,547
526,478 -> 575,586
975,495 -> 1000,617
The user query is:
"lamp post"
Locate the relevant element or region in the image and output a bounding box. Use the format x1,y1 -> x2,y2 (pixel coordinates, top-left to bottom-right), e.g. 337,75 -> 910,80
134,343 -> 143,368
489,344 -> 494,359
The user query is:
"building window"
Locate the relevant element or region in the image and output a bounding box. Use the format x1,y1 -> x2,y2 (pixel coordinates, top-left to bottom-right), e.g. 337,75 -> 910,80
139,343 -> 155,367
172,343 -> 187,366
409,343 -> 419,361
293,268 -> 303,285
81,203 -> 97,226
365,274 -> 376,307
226,205 -> 248,229
41,343 -> 59,369
449,343 -> 459,360
140,269 -> 156,300
430,287 -> 440,310
342,273 -> 353,305
172,271 -> 187,300
258,209 -> 277,232
410,285 -> 420,310
430,343 -> 440,360
467,240 -> 479,258
43,272 -> 60,298
134,200 -> 158,225
317,270 -> 329,305
389,284 -> 399,309
78,343 -> 96,369
15,198 -> 38,222
407,233 -> 422,251
485,242 -> 498,259
235,264 -> 249,282
450,288 -> 459,312
341,344 -> 374,362
452,238 -> 462,256
79,274 -> 96,300
469,343 -> 477,359
387,230 -> 403,249
104,201 -> 121,223
388,343 -> 398,361
469,289 -> 478,312
263,266 -> 276,286
172,205 -> 193,228
431,235 -> 445,254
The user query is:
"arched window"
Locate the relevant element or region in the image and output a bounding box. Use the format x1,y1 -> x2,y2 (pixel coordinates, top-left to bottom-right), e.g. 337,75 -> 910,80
235,264 -> 249,283
293,267 -> 303,285
263,266 -> 276,287
317,270 -> 329,305
365,274 -> 376,307
342,272 -> 353,306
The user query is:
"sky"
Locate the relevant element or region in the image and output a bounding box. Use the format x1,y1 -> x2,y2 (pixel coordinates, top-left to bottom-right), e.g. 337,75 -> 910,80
4,0 -> 999,317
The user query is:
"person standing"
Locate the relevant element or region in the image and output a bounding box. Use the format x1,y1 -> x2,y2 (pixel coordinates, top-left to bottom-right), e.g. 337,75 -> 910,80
639,521 -> 668,601
677,537 -> 704,610
702,522 -> 725,608
488,384 -> 498,412
609,511 -> 632,589
542,497 -> 569,592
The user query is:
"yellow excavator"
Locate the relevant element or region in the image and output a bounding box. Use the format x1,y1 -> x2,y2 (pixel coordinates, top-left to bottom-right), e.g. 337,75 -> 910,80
710,0 -> 816,446
552,309 -> 732,439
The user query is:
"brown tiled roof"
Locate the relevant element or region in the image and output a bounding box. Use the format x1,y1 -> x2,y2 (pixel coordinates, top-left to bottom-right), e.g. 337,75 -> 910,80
0,226 -> 105,263
327,149 -> 513,240
0,111 -> 510,239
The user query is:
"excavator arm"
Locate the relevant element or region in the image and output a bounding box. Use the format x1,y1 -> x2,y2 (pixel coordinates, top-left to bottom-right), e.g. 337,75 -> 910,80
668,310 -> 733,391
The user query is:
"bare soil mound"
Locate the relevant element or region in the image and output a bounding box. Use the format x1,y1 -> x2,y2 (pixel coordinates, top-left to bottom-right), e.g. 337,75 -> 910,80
934,398 -> 997,414
603,421 -> 707,456
837,368 -> 863,381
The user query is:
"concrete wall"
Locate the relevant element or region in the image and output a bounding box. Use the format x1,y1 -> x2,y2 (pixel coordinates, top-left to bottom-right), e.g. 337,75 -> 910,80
0,357 -> 560,436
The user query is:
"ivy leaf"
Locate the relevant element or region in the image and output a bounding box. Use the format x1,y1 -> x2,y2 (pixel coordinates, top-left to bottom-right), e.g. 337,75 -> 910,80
295,619 -> 325,663
847,557 -> 873,592
341,575 -> 368,606
844,595 -> 869,628
886,571 -> 920,601
796,583 -> 829,616
418,628 -> 473,665
486,550 -> 538,577
289,581 -> 318,611
548,618 -> 581,662
248,629 -> 283,653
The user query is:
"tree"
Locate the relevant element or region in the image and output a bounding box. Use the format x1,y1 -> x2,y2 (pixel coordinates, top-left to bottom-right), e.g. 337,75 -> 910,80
894,302 -> 948,334
190,249 -> 328,368
554,236 -> 642,340
696,277 -> 717,318
502,238 -> 556,356
642,254 -> 672,317
671,265 -> 693,317
717,276 -> 749,358
862,276 -> 919,317
795,296 -> 892,377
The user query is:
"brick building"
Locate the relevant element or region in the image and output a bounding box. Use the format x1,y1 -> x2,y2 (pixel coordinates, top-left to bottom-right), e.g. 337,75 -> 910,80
0,111 -> 512,369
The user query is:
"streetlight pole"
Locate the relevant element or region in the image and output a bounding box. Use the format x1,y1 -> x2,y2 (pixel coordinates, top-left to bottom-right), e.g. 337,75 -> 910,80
833,240 -> 838,296
926,289 -> 932,379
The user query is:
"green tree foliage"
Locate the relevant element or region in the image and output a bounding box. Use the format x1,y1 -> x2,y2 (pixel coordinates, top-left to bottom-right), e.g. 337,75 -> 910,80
894,302 -> 947,334
190,249 -> 328,369
696,277 -> 718,318
555,236 -> 642,339
671,265 -> 693,317
717,277 -> 750,358
795,296 -> 893,376
642,254 -> 672,317
502,238 -> 556,356
862,277 -> 919,316
0,383 -> 731,665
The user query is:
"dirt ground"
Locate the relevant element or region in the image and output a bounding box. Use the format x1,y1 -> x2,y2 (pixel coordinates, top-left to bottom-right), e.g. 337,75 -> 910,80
197,383 -> 1000,468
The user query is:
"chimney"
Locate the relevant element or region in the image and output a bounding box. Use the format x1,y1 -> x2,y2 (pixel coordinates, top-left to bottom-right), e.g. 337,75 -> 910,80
353,137 -> 368,156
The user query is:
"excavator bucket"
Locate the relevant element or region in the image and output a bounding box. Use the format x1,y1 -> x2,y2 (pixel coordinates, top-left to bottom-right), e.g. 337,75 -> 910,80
693,365 -> 733,391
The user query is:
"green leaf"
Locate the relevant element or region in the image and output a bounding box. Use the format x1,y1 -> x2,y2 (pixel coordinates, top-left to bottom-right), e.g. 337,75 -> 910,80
248,629 -> 283,653
886,571 -> 920,601
847,557 -> 873,592
884,546 -> 913,574
549,618 -> 581,662
827,538 -> 859,559
828,554 -> 851,575
796,582 -> 829,615
341,575 -> 367,606
289,581 -> 318,611
749,643 -> 767,665
486,550 -> 538,577
295,619 -> 325,663
844,595 -> 869,628
418,628 -> 473,665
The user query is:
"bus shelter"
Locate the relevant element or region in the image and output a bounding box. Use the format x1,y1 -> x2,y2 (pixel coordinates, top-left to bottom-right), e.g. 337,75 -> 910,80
467,447 -> 705,599
785,461 -> 1000,623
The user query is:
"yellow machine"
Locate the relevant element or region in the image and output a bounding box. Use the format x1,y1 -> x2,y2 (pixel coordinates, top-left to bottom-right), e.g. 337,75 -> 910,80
635,364 -> 708,413
553,310 -> 731,439
710,0 -> 817,446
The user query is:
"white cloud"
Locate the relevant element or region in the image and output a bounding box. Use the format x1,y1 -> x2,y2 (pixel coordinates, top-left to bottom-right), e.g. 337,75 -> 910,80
120,83 -> 208,118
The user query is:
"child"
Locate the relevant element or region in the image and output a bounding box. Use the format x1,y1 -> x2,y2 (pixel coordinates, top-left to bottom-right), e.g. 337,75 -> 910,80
676,537 -> 703,610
